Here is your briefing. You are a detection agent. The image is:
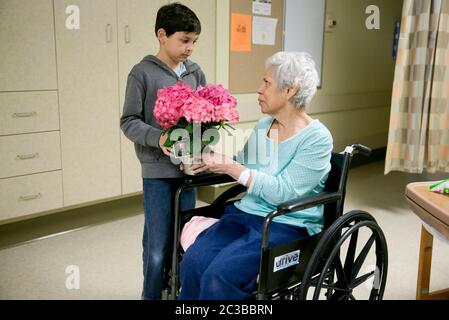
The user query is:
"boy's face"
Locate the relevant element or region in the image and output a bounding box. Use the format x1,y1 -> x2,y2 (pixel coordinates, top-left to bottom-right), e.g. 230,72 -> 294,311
158,30 -> 199,64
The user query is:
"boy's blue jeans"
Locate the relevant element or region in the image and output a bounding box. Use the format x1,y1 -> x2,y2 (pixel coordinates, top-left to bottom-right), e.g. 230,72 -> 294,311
142,178 -> 195,300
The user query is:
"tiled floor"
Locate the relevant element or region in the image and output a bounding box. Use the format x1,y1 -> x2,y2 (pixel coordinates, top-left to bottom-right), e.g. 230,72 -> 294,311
0,161 -> 448,300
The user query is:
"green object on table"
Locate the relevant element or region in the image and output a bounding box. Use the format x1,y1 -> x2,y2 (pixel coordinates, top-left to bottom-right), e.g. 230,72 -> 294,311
429,178 -> 449,195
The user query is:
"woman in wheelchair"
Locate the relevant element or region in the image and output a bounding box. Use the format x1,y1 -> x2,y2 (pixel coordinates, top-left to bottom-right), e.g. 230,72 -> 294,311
178,51 -> 334,300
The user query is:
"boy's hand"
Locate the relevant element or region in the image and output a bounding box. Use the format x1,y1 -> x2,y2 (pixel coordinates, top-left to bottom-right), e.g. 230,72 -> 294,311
159,133 -> 172,157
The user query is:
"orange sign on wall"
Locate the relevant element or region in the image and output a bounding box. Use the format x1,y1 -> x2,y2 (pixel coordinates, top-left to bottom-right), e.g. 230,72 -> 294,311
230,13 -> 252,52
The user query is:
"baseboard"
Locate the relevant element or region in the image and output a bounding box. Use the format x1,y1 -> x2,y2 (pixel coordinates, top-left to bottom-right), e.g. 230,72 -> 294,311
0,195 -> 143,250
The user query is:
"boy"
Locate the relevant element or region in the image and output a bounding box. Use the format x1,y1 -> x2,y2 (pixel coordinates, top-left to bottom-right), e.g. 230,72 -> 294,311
120,3 -> 206,300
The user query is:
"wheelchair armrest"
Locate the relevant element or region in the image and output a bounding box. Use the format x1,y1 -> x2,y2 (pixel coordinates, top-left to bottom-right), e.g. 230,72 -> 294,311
260,192 -> 342,250
276,191 -> 342,213
182,173 -> 235,188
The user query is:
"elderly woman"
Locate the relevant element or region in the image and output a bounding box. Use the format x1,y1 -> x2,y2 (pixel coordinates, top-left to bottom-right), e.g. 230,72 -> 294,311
178,51 -> 333,300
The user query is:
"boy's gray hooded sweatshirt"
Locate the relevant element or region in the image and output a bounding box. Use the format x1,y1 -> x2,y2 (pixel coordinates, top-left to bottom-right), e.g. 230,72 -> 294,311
120,55 -> 206,178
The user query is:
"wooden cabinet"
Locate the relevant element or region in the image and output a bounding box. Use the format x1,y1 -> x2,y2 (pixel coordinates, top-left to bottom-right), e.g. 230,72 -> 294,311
0,172 -> 63,222
0,130 -> 63,222
53,0 -> 175,203
0,91 -> 59,136
54,0 -> 122,206
117,0 -> 168,194
0,0 -> 63,224
118,0 -> 216,194
0,132 -> 61,179
0,0 -> 57,91
0,0 -> 217,223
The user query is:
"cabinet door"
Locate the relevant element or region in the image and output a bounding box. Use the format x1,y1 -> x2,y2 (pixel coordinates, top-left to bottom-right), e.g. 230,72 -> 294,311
117,0 -> 168,194
0,0 -> 57,91
54,0 -> 121,206
171,0 -> 217,83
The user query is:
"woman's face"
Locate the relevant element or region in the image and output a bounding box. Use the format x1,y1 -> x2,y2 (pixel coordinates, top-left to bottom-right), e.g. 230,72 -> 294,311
257,67 -> 290,116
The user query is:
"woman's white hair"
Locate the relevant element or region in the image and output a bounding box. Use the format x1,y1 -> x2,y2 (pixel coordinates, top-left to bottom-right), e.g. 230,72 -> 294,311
266,51 -> 319,109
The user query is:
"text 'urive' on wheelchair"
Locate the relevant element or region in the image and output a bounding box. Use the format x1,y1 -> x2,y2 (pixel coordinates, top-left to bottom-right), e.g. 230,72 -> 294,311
164,144 -> 388,300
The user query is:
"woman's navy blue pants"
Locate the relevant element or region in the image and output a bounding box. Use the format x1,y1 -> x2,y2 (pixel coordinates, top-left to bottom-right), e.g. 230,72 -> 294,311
179,204 -> 309,300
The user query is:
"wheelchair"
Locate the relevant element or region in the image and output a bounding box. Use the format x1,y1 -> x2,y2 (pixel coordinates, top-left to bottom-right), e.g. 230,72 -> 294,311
163,144 -> 388,300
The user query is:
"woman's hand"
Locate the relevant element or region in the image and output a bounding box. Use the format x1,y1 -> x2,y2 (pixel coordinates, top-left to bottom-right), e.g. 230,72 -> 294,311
190,151 -> 246,180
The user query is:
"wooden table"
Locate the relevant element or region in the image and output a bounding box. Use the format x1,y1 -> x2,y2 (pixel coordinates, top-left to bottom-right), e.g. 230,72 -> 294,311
406,182 -> 449,300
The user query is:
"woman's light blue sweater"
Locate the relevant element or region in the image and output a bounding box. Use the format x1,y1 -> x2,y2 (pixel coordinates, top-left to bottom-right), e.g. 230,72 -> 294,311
234,117 -> 333,235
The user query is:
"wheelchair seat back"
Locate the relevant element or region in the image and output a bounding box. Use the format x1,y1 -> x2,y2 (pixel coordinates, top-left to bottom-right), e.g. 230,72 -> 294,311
323,152 -> 349,228
258,152 -> 351,297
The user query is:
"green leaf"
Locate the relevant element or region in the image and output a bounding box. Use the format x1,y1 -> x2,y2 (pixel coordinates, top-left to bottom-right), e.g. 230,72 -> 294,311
164,139 -> 176,148
178,117 -> 188,126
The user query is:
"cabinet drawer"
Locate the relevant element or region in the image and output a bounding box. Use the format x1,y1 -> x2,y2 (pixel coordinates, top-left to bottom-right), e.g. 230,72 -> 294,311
0,132 -> 61,179
0,91 -> 59,135
0,171 -> 63,222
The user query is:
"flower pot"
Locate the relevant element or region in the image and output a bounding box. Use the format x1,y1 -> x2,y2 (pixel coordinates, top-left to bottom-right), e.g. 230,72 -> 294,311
180,154 -> 201,176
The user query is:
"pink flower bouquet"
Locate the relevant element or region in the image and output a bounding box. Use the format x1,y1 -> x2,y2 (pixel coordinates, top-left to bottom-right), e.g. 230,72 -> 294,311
153,82 -> 239,158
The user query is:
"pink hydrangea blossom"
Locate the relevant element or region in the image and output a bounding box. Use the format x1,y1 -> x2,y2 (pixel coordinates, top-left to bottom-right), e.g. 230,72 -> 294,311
196,84 -> 239,123
153,82 -> 194,128
153,82 -> 240,154
153,82 -> 239,128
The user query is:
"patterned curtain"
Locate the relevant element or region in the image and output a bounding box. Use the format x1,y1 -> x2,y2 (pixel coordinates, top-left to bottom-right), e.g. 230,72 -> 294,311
385,0 -> 449,174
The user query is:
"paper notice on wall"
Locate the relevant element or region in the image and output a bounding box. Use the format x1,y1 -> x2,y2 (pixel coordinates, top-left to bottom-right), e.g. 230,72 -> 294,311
230,13 -> 252,52
252,16 -> 277,46
252,0 -> 272,16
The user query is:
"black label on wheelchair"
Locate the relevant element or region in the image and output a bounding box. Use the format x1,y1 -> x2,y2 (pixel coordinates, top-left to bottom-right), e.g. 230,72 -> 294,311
273,249 -> 300,272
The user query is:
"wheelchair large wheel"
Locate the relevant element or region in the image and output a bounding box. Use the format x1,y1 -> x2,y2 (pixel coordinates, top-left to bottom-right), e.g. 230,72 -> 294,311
299,210 -> 388,300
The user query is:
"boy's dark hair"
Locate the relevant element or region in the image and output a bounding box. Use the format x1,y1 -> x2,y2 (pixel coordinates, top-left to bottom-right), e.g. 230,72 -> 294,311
155,3 -> 201,37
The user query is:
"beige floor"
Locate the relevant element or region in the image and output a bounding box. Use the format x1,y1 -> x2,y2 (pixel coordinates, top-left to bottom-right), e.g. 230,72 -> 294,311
0,161 -> 448,300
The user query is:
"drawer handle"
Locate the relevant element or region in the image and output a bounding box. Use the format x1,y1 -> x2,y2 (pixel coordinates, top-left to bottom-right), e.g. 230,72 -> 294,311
12,112 -> 37,118
19,193 -> 42,201
15,153 -> 40,160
